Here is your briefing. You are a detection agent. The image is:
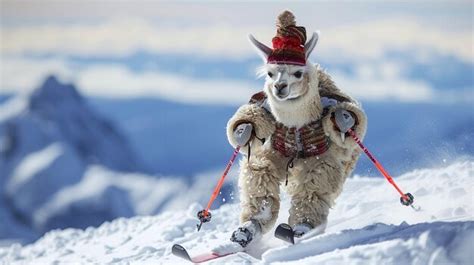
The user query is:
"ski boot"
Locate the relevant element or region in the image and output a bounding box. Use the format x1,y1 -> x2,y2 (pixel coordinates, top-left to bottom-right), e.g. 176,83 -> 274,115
275,222 -> 326,244
293,223 -> 313,238
230,220 -> 261,248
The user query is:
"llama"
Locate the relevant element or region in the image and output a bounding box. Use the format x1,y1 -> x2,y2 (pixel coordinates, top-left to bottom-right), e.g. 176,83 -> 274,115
225,11 -> 367,249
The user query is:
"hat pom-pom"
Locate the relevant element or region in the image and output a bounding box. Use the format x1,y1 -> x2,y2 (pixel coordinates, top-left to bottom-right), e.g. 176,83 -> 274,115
277,10 -> 296,28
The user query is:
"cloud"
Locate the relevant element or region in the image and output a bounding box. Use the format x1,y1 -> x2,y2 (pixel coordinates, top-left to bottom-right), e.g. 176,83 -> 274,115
330,60 -> 474,104
76,64 -> 257,105
333,61 -> 436,102
332,71 -> 435,103
319,18 -> 473,64
5,56 -> 470,105
1,18 -> 269,59
0,57 -> 74,94
1,16 -> 472,63
0,57 -> 258,105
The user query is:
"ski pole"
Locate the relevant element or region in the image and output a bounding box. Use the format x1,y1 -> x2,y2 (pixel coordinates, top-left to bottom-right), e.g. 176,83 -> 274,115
196,145 -> 241,231
347,129 -> 419,211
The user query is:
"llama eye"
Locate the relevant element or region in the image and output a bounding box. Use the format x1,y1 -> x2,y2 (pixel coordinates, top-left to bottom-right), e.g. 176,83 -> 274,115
294,71 -> 303,78
267,72 -> 274,78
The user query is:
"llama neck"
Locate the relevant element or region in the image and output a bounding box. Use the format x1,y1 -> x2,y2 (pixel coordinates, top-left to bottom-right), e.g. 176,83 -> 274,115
271,96 -> 322,128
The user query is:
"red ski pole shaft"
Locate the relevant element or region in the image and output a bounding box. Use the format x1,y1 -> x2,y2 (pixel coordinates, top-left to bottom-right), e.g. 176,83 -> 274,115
347,129 -> 407,199
197,145 -> 241,231
204,145 -> 241,213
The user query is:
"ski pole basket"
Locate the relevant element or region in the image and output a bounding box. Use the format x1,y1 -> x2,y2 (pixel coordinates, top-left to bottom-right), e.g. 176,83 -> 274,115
400,193 -> 414,206
196,209 -> 212,231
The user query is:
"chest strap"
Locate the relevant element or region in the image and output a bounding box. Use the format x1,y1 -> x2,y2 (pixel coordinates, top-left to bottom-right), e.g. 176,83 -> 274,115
272,119 -> 330,159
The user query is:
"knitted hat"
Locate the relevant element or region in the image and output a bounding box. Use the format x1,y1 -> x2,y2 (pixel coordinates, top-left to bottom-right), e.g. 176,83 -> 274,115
267,11 -> 307,66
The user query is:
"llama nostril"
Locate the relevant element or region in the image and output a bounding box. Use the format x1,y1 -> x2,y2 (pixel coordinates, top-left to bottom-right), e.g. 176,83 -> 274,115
275,83 -> 288,91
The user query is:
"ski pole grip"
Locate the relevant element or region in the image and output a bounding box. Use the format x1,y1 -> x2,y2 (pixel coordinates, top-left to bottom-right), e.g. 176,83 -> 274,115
400,193 -> 414,206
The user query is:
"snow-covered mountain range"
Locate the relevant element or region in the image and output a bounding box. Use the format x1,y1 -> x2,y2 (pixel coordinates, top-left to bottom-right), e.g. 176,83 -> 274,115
0,77 -> 136,241
0,76 -> 182,243
1,160 -> 472,264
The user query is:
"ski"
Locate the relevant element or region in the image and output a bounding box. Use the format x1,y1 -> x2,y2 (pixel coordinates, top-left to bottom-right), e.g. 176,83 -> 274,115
172,244 -> 235,263
275,223 -> 328,245
274,223 -> 296,244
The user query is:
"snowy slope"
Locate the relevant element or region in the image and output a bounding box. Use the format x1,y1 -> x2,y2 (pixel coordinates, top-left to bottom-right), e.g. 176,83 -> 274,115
1,160 -> 472,264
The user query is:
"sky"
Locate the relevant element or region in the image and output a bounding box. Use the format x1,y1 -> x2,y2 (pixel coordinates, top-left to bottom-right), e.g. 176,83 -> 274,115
1,0 -> 473,105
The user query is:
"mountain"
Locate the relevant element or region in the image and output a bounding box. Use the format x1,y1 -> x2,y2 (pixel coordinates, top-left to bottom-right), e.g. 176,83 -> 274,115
0,76 -> 149,241
0,76 -> 241,245
1,160 -> 472,264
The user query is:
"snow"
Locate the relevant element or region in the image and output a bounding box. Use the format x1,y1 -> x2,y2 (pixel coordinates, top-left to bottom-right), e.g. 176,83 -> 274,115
26,164 -> 236,237
263,222 -> 473,264
32,166 -> 187,229
0,96 -> 27,123
6,143 -> 63,195
1,160 -> 472,264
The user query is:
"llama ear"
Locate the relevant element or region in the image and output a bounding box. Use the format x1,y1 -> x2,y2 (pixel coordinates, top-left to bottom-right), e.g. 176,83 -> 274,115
305,31 -> 319,59
248,34 -> 272,61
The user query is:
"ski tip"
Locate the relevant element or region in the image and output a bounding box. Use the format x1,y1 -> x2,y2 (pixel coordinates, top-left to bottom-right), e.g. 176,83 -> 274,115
172,244 -> 236,263
172,244 -> 192,261
275,223 -> 295,244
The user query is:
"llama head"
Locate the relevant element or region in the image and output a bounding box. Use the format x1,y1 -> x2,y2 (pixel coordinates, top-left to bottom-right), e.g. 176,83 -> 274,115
248,10 -> 319,103
249,11 -> 322,127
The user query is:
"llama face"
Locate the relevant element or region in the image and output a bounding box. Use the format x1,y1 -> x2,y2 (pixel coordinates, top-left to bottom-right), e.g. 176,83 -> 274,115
264,64 -> 309,102
261,63 -> 322,128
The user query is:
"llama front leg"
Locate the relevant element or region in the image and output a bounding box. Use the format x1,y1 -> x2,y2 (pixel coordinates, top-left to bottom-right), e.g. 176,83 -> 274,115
239,157 -> 282,234
231,156 -> 283,247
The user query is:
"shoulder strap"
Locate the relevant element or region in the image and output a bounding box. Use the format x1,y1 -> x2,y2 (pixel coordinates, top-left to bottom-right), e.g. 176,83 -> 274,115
249,91 -> 267,104
319,92 -> 351,104
319,85 -> 353,117
249,91 -> 272,114
320,96 -> 336,117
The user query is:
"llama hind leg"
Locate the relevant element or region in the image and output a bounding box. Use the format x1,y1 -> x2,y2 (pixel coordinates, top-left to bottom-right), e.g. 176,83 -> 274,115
287,161 -> 344,236
288,191 -> 330,237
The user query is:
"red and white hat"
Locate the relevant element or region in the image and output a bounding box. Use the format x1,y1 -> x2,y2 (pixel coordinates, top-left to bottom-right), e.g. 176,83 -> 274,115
249,10 -> 319,66
249,11 -> 319,65
267,11 -> 307,66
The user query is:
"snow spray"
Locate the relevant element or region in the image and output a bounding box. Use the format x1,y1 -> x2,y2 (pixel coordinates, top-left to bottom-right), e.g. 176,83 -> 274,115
196,145 -> 241,231
348,129 -> 420,211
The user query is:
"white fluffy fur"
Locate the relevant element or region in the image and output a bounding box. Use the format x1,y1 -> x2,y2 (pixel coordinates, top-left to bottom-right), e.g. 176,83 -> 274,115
226,64 -> 367,236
